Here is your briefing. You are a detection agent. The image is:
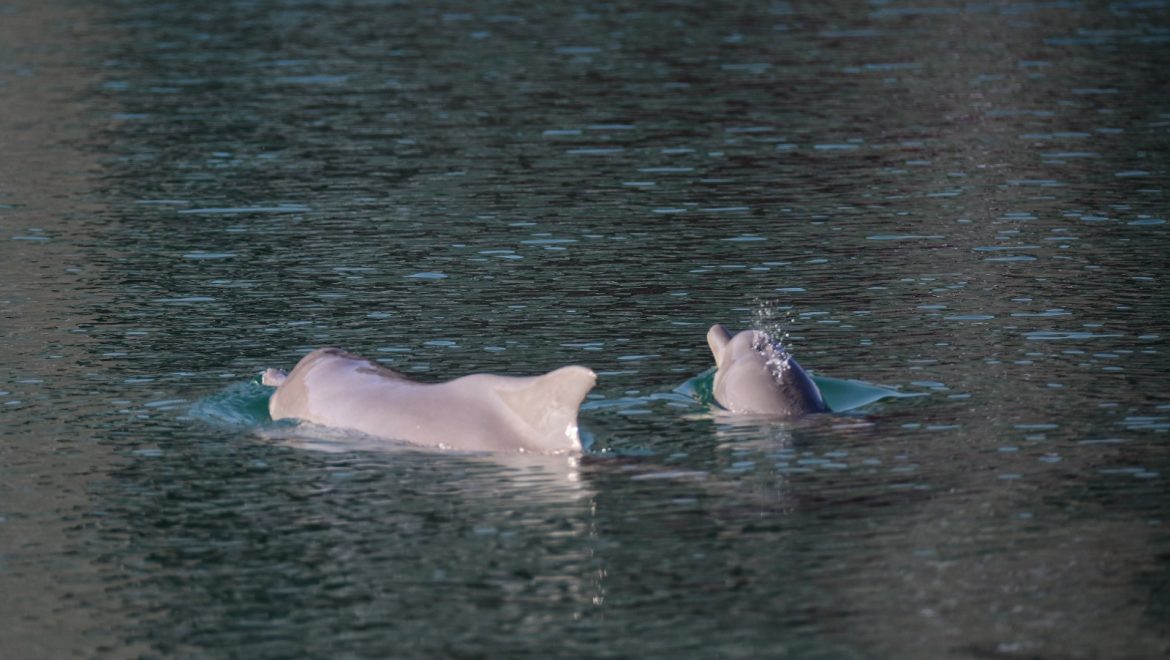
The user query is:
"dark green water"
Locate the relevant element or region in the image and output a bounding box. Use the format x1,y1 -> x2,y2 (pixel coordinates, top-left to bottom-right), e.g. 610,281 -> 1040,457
2,0 -> 1169,657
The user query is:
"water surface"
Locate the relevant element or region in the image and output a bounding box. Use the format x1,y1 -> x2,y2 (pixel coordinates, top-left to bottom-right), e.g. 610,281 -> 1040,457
2,0 -> 1169,657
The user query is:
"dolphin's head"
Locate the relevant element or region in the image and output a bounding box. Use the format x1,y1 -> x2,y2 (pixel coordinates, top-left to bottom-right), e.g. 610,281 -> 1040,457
706,324 -> 827,417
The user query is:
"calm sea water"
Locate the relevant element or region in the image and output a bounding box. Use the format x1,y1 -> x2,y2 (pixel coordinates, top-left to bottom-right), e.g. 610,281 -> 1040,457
2,0 -> 1168,657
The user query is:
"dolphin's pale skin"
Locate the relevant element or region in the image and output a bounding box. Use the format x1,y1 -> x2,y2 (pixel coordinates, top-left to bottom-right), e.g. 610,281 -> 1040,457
263,348 -> 597,453
706,324 -> 828,417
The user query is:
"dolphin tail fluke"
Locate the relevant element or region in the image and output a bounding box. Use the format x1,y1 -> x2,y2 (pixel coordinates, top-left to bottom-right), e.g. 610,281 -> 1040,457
498,366 -> 597,451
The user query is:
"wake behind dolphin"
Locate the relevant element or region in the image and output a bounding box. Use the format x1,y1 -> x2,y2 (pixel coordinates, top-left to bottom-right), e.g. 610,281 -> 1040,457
263,348 -> 596,453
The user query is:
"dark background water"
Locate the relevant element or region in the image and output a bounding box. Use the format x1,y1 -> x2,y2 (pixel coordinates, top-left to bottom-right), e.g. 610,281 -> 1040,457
2,0 -> 1169,657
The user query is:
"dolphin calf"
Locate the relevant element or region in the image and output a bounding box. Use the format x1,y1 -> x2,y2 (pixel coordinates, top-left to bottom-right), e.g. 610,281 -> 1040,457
706,324 -> 828,417
262,348 -> 596,453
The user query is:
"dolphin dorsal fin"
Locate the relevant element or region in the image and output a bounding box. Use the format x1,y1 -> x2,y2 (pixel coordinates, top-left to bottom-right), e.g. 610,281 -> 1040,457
497,366 -> 596,451
707,324 -> 733,368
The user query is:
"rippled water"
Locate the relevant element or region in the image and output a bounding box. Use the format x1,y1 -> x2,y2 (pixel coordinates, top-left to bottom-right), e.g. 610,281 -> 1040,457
2,0 -> 1169,657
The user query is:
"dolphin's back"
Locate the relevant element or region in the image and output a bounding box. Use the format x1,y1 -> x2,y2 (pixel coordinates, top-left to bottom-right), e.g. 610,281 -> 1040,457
267,348 -> 595,452
707,325 -> 827,417
516,366 -> 597,447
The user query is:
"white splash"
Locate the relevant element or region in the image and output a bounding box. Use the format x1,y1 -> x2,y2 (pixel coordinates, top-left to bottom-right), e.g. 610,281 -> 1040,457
750,299 -> 797,380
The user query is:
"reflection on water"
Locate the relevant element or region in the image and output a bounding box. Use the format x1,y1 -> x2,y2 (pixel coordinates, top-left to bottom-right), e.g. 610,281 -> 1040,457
2,0 -> 1169,657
